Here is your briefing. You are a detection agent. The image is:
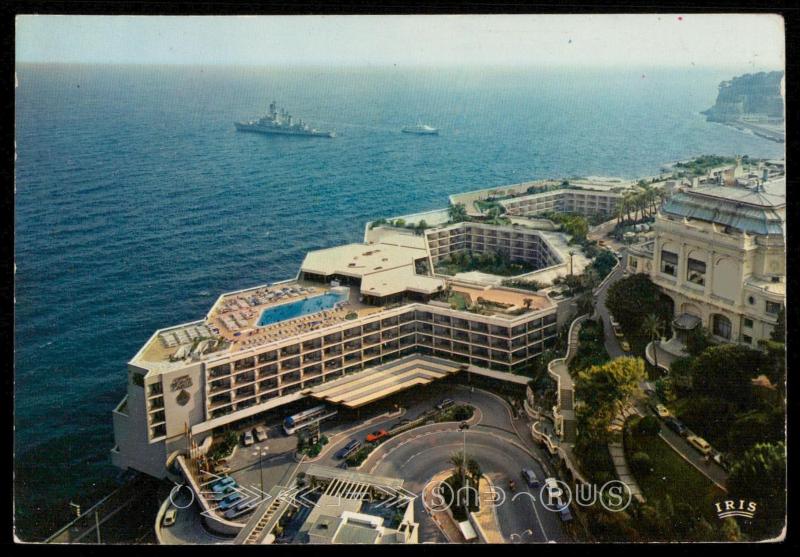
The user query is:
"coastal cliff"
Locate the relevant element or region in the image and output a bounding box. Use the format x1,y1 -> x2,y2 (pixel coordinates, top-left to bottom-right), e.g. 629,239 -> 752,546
702,71 -> 784,142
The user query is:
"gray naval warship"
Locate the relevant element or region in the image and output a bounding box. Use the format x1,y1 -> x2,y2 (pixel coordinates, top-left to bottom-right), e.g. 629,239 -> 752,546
235,101 -> 336,138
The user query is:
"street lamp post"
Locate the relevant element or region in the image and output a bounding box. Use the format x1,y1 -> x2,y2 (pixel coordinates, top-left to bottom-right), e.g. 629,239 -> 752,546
458,421 -> 469,495
252,447 -> 269,496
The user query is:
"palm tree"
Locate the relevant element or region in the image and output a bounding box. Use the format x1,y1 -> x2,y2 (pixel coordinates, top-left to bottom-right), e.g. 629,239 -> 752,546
466,458 -> 483,487
450,452 -> 465,479
642,313 -> 664,372
622,192 -> 637,224
448,203 -> 468,224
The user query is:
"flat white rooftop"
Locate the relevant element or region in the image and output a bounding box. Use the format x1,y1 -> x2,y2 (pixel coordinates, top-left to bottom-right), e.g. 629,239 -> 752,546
301,242 -> 445,297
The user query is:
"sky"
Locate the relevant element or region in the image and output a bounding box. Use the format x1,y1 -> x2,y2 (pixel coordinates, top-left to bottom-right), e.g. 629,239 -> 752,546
16,14 -> 784,70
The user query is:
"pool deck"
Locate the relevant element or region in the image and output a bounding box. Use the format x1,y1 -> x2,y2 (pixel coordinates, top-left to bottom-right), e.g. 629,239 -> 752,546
136,281 -> 386,367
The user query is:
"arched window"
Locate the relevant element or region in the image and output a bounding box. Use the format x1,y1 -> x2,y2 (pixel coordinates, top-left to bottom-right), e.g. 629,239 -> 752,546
712,314 -> 732,340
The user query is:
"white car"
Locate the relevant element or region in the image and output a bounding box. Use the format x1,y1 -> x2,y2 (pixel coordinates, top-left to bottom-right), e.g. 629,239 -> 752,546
243,430 -> 254,447
162,507 -> 177,527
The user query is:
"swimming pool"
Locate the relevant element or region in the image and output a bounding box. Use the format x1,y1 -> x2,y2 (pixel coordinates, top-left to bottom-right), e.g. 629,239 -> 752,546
257,291 -> 347,327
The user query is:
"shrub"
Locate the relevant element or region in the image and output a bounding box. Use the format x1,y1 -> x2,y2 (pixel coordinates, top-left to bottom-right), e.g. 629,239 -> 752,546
629,451 -> 652,475
636,415 -> 662,436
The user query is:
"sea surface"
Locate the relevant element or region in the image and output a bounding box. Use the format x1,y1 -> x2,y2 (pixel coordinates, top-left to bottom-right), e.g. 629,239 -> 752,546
14,63 -> 783,539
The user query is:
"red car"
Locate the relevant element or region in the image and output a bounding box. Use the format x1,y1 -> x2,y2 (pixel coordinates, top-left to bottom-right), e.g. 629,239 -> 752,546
366,430 -> 389,443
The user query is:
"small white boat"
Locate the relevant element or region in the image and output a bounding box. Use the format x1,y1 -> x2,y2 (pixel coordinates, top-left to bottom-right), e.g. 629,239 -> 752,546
402,121 -> 439,135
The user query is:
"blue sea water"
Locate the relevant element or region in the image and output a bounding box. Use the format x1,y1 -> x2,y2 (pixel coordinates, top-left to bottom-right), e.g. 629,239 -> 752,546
13,63 -> 783,537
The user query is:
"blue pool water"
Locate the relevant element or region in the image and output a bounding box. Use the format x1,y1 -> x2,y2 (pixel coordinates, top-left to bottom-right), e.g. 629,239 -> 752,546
257,292 -> 347,326
14,63 -> 782,539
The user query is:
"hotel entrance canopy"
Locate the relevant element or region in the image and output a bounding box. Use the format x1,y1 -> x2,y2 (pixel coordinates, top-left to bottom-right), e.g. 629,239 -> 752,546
305,355 -> 464,409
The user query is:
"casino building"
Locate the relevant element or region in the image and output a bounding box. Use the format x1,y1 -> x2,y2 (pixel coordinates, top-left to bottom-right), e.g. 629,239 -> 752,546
626,171 -> 786,347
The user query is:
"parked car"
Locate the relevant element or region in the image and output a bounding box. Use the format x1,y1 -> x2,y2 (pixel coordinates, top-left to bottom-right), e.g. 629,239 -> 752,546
242,430 -> 255,447
212,463 -> 231,475
687,435 -> 713,456
620,339 -> 631,352
613,326 -> 624,339
559,506 -> 573,523
210,477 -> 236,493
655,404 -> 672,419
508,479 -> 516,492
366,430 -> 389,443
212,486 -> 237,501
521,468 -> 541,488
335,439 -> 361,460
254,425 -> 269,443
218,493 -> 243,511
435,398 -> 455,411
224,500 -> 257,520
162,507 -> 177,527
664,417 -> 688,437
391,419 -> 412,429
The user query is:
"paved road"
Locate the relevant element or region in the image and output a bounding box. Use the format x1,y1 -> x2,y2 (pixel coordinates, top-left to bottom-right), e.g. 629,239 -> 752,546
365,426 -> 566,542
594,251 -> 626,359
185,382 -> 567,543
158,487 -> 234,545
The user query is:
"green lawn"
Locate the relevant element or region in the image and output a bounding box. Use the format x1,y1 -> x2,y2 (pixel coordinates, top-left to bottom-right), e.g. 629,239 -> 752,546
625,419 -> 725,521
448,291 -> 471,310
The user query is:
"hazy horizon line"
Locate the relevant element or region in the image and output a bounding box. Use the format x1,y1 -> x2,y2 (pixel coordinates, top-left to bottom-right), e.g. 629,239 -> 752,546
14,60 -> 784,73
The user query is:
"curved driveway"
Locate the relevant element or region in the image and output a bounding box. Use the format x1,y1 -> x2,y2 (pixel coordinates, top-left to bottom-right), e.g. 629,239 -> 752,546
319,385 -> 568,543
366,427 -> 566,542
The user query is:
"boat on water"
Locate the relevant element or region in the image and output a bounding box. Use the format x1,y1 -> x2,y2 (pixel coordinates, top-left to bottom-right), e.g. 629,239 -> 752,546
235,101 -> 336,138
401,122 -> 439,135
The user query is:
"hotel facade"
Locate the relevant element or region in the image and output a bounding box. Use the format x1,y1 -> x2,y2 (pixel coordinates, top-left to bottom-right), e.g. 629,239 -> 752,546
112,216 -> 573,478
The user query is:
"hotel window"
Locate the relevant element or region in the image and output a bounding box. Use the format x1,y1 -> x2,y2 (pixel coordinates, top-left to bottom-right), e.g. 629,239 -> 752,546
712,314 -> 732,340
766,301 -> 782,315
742,335 -> 753,345
686,258 -> 706,286
629,257 -> 638,271
660,250 -> 678,277
743,318 -> 754,329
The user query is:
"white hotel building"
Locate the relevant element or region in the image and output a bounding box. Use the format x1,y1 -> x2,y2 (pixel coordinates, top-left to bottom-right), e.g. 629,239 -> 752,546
112,216 -> 578,478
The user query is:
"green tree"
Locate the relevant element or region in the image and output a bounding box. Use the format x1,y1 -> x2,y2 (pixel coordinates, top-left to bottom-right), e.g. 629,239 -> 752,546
684,326 -> 712,357
448,203 -> 468,223
728,441 -> 786,538
466,458 -> 483,486
605,274 -> 668,342
636,415 -> 661,436
576,357 -> 645,410
592,250 -> 618,280
692,344 -> 765,407
669,356 -> 694,389
641,313 -> 664,371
